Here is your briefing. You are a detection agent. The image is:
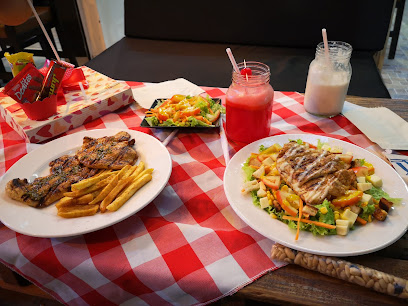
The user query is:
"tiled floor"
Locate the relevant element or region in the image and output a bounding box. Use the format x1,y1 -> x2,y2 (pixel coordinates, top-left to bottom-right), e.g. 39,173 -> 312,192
381,2 -> 408,99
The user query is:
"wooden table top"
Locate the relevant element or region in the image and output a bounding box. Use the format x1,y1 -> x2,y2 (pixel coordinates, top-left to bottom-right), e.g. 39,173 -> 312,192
216,96 -> 408,305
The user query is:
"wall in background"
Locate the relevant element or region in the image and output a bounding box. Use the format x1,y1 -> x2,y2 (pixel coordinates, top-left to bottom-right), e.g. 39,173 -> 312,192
96,0 -> 124,49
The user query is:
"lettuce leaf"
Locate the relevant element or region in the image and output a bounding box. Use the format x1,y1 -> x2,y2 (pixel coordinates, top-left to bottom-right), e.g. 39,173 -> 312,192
259,145 -> 267,152
366,186 -> 402,204
242,160 -> 256,181
359,203 -> 375,221
187,116 -> 212,127
160,119 -> 178,126
317,139 -> 328,149
194,99 -> 210,116
315,200 -> 335,225
250,190 -> 260,206
145,116 -> 159,127
309,200 -> 337,235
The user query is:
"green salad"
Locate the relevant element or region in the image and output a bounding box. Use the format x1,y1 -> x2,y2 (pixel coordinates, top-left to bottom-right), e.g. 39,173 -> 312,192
144,94 -> 225,127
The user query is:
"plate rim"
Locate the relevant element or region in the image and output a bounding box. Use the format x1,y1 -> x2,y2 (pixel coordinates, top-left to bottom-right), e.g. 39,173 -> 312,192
0,128 -> 172,238
223,133 -> 408,256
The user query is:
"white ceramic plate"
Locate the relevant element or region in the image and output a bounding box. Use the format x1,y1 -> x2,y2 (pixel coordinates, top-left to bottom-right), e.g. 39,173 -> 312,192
224,134 -> 408,256
0,128 -> 172,238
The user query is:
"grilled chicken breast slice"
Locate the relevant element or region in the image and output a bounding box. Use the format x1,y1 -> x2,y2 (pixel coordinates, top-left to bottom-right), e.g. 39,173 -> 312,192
276,142 -> 356,205
6,155 -> 98,208
76,131 -> 138,170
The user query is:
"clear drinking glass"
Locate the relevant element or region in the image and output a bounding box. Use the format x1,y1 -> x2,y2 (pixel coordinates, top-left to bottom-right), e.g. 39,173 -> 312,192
225,61 -> 274,144
304,41 -> 352,117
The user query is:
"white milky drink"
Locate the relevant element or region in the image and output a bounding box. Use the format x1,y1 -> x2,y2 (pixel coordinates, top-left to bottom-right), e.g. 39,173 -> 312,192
304,41 -> 352,117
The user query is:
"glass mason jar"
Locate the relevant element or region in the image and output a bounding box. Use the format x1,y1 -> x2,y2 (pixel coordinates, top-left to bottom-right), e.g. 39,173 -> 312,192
225,61 -> 274,144
304,41 -> 352,117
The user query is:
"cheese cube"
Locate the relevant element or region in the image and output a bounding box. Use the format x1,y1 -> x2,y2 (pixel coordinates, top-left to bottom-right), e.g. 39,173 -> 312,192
366,174 -> 383,188
360,193 -> 373,205
262,157 -> 274,166
260,197 -> 270,209
252,165 -> 265,179
357,182 -> 373,192
341,209 -> 358,227
336,219 -> 349,227
336,225 -> 349,236
257,188 -> 267,198
357,177 -> 366,184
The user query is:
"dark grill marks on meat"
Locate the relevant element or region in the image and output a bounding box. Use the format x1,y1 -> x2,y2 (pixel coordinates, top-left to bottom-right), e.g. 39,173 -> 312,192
6,131 -> 138,208
6,155 -> 98,208
297,169 -> 356,205
276,142 -> 355,205
76,131 -> 138,170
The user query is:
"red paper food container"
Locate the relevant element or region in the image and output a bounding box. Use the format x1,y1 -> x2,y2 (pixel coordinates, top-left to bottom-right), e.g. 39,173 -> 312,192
20,94 -> 57,120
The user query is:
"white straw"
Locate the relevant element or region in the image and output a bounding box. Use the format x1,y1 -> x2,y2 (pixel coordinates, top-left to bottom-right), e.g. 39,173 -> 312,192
64,100 -> 71,115
79,82 -> 88,103
219,115 -> 230,165
322,28 -> 330,63
226,48 -> 240,73
162,129 -> 178,146
26,0 -> 61,62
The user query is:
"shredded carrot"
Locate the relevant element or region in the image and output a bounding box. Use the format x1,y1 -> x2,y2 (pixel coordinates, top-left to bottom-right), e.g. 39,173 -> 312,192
356,216 -> 367,225
249,165 -> 260,169
203,117 -> 212,125
282,216 -> 336,229
295,198 -> 303,241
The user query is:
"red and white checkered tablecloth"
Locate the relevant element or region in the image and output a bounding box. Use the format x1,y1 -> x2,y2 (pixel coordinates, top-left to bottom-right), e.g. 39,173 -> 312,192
0,83 -> 377,305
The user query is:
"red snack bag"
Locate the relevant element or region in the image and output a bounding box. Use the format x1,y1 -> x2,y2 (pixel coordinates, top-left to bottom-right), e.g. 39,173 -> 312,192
38,60 -> 67,100
3,63 -> 44,104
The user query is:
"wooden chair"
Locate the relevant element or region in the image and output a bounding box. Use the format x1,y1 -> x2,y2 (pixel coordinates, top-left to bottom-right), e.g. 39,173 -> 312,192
0,6 -> 57,81
0,4 -> 82,82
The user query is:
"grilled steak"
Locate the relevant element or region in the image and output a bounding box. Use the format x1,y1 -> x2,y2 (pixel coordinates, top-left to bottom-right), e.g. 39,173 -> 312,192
276,142 -> 356,205
76,131 -> 138,170
6,155 -> 98,208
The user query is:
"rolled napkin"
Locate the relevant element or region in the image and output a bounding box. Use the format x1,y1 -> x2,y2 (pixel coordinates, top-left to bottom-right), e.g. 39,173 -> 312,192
271,244 -> 408,299
131,78 -> 205,109
342,102 -> 408,150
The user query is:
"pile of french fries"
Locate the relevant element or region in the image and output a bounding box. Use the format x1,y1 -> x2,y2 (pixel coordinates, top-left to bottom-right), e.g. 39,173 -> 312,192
56,162 -> 153,218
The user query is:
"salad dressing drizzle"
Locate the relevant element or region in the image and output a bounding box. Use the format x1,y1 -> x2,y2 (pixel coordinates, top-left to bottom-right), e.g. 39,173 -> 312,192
277,144 -> 342,204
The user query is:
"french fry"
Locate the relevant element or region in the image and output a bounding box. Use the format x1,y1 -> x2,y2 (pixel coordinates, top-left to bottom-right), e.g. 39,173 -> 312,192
130,168 -> 153,181
89,174 -> 119,207
55,194 -> 94,208
127,162 -> 144,179
106,173 -> 152,212
120,163 -> 138,179
57,204 -> 99,218
64,174 -> 115,197
100,176 -> 133,211
71,172 -> 112,191
55,197 -> 74,208
117,165 -> 131,180
98,169 -> 112,175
